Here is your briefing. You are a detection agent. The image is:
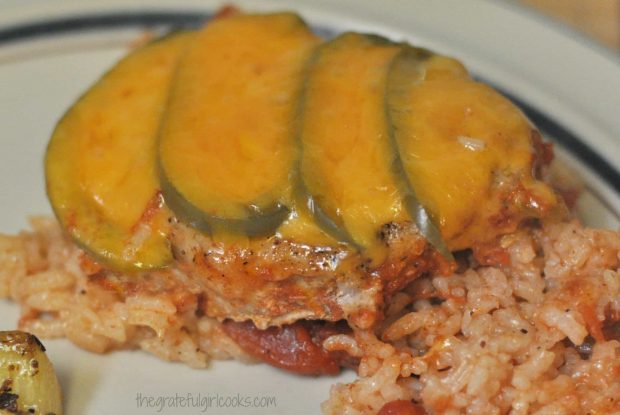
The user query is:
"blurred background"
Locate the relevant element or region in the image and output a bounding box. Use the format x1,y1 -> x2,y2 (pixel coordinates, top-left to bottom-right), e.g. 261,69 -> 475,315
0,0 -> 617,52
518,0 -> 620,52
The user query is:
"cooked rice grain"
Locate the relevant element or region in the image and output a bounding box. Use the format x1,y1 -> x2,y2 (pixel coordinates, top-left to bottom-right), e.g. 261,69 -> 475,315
324,220 -> 620,414
0,217 -> 250,368
1,217 -> 619,414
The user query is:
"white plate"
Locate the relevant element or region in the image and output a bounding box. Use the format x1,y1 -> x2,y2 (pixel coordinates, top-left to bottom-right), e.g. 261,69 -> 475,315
0,1 -> 618,414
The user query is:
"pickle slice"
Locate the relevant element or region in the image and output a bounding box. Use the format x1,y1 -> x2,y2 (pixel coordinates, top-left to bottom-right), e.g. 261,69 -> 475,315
296,33 -> 452,261
387,49 -> 561,251
296,33 -> 407,253
46,32 -> 193,270
158,13 -> 320,237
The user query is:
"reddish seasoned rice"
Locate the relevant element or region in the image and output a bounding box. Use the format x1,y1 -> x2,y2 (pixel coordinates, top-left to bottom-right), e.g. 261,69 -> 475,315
0,217 -> 251,368
1,216 -> 619,414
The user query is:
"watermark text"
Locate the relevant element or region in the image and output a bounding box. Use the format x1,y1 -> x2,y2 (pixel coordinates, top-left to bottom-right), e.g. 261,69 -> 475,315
135,392 -> 277,413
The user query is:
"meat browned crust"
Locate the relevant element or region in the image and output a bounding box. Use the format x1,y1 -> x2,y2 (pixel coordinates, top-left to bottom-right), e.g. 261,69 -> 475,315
170,220 -> 453,330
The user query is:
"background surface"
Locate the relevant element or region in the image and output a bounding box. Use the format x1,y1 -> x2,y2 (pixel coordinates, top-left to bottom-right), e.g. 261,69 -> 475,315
519,0 -> 620,52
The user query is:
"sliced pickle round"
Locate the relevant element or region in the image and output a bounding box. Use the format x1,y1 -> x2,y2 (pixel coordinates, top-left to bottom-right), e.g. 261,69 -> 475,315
158,13 -> 320,237
45,32 -> 193,270
296,33 -> 450,261
387,49 -> 562,251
